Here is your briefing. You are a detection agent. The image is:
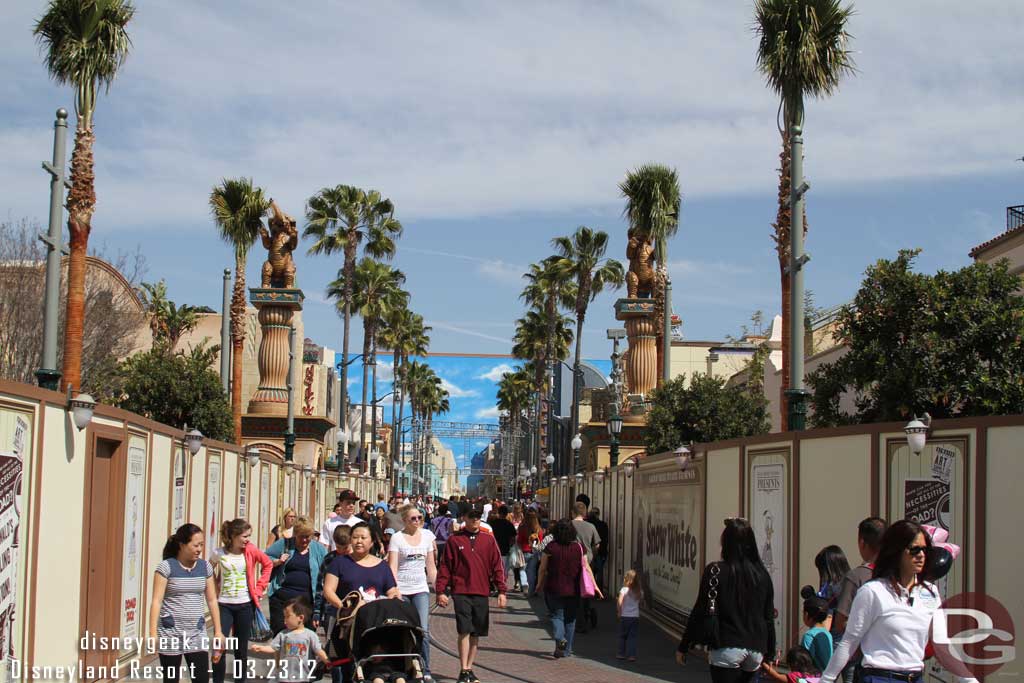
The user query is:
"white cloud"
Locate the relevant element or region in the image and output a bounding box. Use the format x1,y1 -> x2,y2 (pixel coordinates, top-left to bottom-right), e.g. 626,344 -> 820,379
4,2 -> 1021,234
477,363 -> 516,382
440,378 -> 478,398
427,321 -> 511,345
475,406 -> 501,419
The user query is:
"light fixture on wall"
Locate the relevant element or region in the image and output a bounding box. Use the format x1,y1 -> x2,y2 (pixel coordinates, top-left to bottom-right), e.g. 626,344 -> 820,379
303,465 -> 313,480
904,413 -> 932,455
182,423 -> 204,457
530,465 -> 537,475
318,468 -> 328,481
674,444 -> 692,471
622,454 -> 640,478
66,386 -> 95,431
594,468 -> 606,483
574,472 -> 584,484
246,446 -> 261,468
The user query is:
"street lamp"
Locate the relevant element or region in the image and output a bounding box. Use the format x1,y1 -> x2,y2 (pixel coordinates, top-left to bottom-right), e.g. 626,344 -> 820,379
66,386 -> 96,431
905,414 -> 931,456
607,408 -> 623,467
246,446 -> 261,468
571,433 -> 582,474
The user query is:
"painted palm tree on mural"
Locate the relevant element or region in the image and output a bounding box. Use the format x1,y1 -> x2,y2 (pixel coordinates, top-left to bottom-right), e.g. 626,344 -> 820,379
619,164 -> 681,384
755,0 -> 855,428
552,226 -> 625,455
496,366 -> 534,478
379,307 -> 430,486
304,185 -> 402,466
327,258 -> 407,473
210,178 -> 271,442
34,0 -> 135,392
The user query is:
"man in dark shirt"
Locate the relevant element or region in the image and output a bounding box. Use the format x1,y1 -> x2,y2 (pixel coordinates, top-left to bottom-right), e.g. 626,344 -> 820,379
587,507 -> 610,593
490,506 -> 518,593
832,516 -> 887,683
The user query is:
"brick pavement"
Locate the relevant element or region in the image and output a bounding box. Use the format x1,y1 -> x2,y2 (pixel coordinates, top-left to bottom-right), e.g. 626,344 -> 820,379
428,591 -> 713,683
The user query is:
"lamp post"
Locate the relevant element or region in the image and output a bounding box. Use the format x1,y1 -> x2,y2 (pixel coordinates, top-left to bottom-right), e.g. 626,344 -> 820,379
284,324 -> 296,462
608,409 -> 623,468
785,123 -> 812,431
571,433 -> 582,473
36,108 -> 69,390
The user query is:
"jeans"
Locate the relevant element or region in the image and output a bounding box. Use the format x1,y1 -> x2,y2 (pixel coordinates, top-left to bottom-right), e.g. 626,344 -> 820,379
502,554 -> 511,588
159,652 -> 209,683
213,602 -> 252,683
525,552 -> 540,594
516,551 -> 533,591
708,648 -> 764,683
618,616 -> 638,658
404,592 -> 431,674
546,594 -> 580,655
591,555 -> 607,591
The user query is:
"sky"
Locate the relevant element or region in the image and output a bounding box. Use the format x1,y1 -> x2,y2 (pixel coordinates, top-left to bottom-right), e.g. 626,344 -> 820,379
3,1 -> 1023,363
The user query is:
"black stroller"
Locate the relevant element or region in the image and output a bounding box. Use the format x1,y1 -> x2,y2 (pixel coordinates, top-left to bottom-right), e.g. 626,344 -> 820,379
346,598 -> 425,683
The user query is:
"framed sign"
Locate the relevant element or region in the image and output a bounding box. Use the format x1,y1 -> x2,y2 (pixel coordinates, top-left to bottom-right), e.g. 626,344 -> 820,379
238,461 -> 249,518
260,466 -> 271,542
120,439 -> 147,650
748,448 -> 790,649
206,455 -> 222,556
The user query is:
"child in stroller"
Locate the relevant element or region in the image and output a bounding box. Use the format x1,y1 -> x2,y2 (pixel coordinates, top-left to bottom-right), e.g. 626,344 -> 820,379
346,598 -> 426,683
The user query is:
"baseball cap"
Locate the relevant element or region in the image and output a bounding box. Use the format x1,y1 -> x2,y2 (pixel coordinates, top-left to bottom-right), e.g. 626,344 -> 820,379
465,507 -> 483,519
337,489 -> 359,501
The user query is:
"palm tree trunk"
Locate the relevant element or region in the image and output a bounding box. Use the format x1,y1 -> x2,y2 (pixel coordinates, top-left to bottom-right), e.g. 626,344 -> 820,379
339,243 -> 357,472
362,319 -> 374,471
60,122 -> 97,392
229,252 -> 247,443
775,129 -> 793,431
370,324 -> 378,474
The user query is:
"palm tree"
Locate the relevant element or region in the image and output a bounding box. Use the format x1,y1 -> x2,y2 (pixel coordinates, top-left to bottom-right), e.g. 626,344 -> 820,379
520,256 -> 576,459
34,0 -> 135,392
552,226 -> 625,448
328,258 -> 407,472
496,367 -> 533,476
620,164 -> 681,383
404,361 -> 446,494
755,0 -> 855,427
304,185 -> 403,464
210,178 -> 270,442
138,280 -> 199,352
379,308 -> 430,476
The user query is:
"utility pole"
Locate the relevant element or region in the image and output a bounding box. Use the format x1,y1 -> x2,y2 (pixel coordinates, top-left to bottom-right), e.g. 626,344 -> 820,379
284,324 -> 296,461
219,269 -> 231,394
35,108 -> 70,390
785,124 -> 811,430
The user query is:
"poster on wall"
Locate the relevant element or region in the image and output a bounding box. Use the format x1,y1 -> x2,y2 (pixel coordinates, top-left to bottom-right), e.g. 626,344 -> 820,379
120,443 -> 146,649
206,457 -> 221,557
751,458 -> 787,649
172,448 -> 186,532
904,479 -> 951,531
631,463 -> 703,623
260,467 -> 271,542
0,410 -> 29,666
238,464 -> 248,518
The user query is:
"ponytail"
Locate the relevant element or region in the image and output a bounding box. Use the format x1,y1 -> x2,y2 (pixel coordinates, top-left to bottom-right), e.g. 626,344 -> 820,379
220,518 -> 251,549
163,523 -> 203,560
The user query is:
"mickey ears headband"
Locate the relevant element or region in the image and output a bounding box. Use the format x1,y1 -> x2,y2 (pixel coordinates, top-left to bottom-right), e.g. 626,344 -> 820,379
922,524 -> 960,560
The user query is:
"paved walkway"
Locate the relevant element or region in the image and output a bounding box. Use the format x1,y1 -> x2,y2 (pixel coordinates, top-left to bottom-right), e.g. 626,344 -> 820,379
428,591 -> 711,683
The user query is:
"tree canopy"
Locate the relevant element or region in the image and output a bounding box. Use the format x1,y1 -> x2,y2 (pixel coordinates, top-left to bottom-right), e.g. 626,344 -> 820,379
808,250 -> 1024,426
645,374 -> 769,453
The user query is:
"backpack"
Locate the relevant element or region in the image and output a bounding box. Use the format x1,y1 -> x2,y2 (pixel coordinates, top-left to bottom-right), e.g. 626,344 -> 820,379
430,515 -> 453,544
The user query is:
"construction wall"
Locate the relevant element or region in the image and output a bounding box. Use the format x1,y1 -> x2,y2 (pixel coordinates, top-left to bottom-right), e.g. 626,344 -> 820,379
0,379 -> 388,678
550,415 -> 1024,680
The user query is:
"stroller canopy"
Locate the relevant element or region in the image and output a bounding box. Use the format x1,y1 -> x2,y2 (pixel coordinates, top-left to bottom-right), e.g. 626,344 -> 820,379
350,598 -> 424,659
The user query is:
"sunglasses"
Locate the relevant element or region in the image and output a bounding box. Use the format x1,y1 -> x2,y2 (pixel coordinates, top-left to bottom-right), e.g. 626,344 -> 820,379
906,545 -> 927,556
408,516 -> 423,521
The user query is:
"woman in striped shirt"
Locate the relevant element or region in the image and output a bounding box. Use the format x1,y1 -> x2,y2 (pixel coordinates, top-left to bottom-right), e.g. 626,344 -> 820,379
149,523 -> 225,683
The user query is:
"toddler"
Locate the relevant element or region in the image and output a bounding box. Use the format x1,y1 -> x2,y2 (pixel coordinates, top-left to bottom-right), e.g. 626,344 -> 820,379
616,569 -> 643,662
251,598 -> 329,683
762,646 -> 821,683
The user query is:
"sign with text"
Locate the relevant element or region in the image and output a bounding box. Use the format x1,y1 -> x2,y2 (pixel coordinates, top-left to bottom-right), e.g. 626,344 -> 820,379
632,461 -> 704,623
750,454 -> 788,649
120,442 -> 146,649
206,457 -> 221,558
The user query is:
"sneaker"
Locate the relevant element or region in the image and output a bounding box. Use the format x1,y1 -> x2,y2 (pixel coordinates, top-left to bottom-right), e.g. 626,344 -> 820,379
467,670 -> 482,683
457,670 -> 473,683
555,639 -> 568,657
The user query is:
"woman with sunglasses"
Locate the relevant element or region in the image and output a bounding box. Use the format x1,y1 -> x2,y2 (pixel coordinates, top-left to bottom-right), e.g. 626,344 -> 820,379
388,503 -> 438,681
821,520 -> 970,683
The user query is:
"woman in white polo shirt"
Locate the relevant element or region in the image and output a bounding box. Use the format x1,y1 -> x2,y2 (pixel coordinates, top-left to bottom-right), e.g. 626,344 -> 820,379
821,520 -> 973,683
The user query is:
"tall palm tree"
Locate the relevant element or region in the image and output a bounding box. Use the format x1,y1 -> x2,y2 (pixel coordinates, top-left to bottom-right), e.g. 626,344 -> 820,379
620,164 -> 681,383
755,0 -> 855,427
404,361 -> 446,494
379,308 -> 430,472
34,0 -> 135,392
520,256 -> 576,458
138,280 -> 199,352
552,226 -> 625,447
210,178 -> 270,442
304,185 -> 403,465
496,367 -> 533,476
328,258 -> 407,472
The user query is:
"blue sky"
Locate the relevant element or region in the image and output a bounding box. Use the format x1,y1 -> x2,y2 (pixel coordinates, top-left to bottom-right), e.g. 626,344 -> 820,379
349,354 -> 611,475
2,2 -> 1022,362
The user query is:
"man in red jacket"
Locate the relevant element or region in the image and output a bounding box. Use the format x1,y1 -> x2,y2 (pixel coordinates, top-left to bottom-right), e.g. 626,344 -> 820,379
436,507 -> 506,683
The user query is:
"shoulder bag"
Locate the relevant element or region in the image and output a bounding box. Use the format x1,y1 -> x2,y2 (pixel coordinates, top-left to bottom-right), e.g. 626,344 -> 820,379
699,562 -> 722,648
578,542 -> 597,598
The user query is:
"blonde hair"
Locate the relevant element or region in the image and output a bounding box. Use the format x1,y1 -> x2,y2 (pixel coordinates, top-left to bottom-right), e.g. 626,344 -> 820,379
280,507 -> 297,530
399,503 -> 420,520
292,516 -> 315,538
623,569 -> 643,595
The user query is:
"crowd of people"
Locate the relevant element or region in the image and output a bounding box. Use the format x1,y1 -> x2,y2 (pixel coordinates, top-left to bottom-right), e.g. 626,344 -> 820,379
146,489 -> 964,683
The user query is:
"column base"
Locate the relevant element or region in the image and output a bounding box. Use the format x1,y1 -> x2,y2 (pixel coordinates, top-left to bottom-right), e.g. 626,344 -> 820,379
34,368 -> 61,391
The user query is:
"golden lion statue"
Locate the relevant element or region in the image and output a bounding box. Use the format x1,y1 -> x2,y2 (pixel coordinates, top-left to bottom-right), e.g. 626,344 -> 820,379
260,200 -> 298,289
626,228 -> 656,298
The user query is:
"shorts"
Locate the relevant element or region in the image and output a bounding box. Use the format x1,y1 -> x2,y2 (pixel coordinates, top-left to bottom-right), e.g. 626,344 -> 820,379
708,647 -> 763,671
453,594 -> 490,637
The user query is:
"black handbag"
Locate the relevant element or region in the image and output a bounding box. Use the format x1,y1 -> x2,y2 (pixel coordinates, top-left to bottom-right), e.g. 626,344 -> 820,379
699,562 -> 722,649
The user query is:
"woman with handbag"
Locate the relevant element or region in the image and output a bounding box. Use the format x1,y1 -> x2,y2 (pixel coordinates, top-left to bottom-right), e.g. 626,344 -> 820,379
536,518 -> 603,659
210,519 -> 273,683
517,511 -> 544,595
677,517 -> 776,683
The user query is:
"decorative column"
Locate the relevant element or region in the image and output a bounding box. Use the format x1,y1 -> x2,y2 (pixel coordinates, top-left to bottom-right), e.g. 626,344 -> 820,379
248,289 -> 304,415
615,299 -> 658,397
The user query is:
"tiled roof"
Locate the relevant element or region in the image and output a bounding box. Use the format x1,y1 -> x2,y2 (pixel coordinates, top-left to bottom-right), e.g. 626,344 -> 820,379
970,224 -> 1024,259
